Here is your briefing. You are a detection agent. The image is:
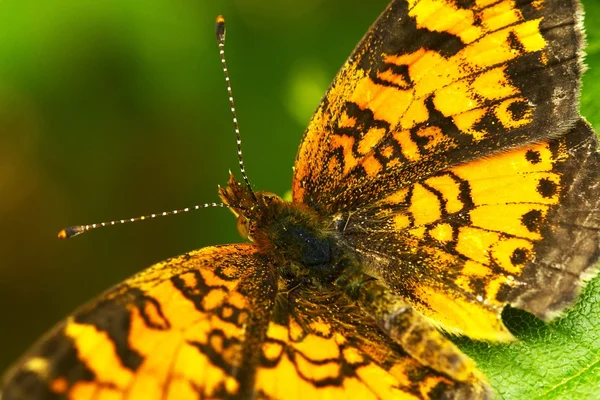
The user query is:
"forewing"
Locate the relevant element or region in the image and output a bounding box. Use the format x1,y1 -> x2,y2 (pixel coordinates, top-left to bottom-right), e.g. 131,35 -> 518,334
293,0 -> 583,213
340,119 -> 600,340
0,244 -> 277,400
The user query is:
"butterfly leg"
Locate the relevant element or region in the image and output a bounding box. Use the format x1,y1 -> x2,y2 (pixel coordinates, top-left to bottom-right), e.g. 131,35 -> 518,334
353,278 -> 480,383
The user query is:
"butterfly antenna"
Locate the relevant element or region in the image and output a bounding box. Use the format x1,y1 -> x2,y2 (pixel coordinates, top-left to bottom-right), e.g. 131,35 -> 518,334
216,16 -> 257,202
58,17 -> 253,240
57,202 -> 230,239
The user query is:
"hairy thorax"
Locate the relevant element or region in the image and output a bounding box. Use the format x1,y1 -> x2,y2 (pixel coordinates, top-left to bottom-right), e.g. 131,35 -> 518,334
219,175 -> 355,287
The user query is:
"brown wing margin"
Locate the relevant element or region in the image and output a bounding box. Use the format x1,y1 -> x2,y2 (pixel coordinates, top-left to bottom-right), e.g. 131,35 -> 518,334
293,0 -> 584,213
498,118 -> 600,319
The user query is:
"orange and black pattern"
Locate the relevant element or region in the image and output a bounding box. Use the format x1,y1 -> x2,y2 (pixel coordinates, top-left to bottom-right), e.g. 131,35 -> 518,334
339,119 -> 600,340
1,245 -> 486,399
2,0 -> 599,399
293,0 -> 583,212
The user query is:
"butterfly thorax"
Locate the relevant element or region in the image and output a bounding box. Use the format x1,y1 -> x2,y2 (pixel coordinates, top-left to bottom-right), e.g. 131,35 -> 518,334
219,174 -> 350,284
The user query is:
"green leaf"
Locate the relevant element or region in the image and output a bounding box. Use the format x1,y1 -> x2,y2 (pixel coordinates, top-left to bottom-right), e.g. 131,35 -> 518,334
581,0 -> 600,130
458,274 -> 600,399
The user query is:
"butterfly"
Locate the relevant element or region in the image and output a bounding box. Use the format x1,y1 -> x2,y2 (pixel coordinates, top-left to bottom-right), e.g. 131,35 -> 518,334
2,0 -> 599,399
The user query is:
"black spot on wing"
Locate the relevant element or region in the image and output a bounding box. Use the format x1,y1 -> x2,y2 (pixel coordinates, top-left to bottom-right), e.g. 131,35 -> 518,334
510,248 -> 529,266
525,149 -> 541,164
521,209 -> 544,233
537,177 -> 558,198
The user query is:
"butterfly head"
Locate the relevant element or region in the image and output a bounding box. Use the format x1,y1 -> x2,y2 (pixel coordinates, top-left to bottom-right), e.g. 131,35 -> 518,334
219,173 -> 338,273
219,173 -> 284,241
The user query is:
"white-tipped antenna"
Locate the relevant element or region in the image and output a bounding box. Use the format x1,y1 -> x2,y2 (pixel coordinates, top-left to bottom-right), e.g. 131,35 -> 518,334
215,16 -> 257,202
58,16 -> 252,240
58,203 -> 229,239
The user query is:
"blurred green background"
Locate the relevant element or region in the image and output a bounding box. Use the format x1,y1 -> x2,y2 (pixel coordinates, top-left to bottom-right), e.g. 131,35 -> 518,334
0,0 -> 599,376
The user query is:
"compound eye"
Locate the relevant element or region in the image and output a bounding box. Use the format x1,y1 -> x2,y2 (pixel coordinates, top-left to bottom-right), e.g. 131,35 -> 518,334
236,216 -> 249,239
262,191 -> 278,199
261,191 -> 281,204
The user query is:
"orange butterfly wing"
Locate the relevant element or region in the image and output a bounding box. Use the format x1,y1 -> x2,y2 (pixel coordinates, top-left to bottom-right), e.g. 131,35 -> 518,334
336,120 -> 600,339
0,244 -> 487,399
293,0 -> 583,212
2,1 -> 598,399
